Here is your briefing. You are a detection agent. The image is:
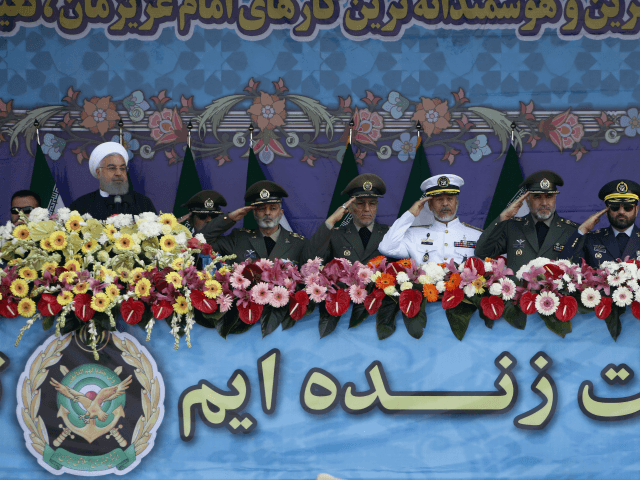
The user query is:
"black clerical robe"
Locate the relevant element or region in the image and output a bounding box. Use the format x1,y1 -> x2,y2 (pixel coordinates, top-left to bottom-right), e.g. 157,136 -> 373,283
69,190 -> 156,220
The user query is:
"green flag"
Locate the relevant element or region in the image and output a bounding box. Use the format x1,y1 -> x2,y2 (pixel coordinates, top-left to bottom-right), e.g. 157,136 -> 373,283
327,142 -> 359,217
30,143 -> 65,215
483,144 -> 524,229
397,137 -> 431,217
172,146 -> 203,218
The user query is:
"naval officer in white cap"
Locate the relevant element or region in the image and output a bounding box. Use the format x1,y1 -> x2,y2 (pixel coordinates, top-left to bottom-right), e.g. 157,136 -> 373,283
69,142 -> 156,220
378,174 -> 482,264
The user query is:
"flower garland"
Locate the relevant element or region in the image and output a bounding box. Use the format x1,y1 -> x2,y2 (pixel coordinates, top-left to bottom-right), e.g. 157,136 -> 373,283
3,210 -> 640,348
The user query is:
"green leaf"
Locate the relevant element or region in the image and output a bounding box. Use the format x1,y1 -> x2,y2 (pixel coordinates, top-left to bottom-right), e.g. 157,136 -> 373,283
8,105 -> 64,155
349,303 -> 370,329
228,316 -> 254,335
503,300 -> 527,330
376,296 -> 399,340
445,302 -> 477,341
482,316 -> 494,329
261,306 -> 286,338
193,310 -> 217,328
61,316 -> 82,335
281,313 -> 296,331
402,299 -> 427,339
287,94 -> 338,140
542,316 -> 572,338
604,305 -> 625,341
468,106 -> 523,158
318,303 -> 340,338
194,94 -> 246,141
42,316 -> 54,331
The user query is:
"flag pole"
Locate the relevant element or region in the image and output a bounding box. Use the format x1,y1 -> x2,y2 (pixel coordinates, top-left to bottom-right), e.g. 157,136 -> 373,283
249,124 -> 254,148
118,119 -> 124,145
34,119 -> 40,145
187,121 -> 192,149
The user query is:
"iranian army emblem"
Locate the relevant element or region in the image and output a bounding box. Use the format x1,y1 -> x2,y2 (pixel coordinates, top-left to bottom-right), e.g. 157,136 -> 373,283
17,330 -> 165,475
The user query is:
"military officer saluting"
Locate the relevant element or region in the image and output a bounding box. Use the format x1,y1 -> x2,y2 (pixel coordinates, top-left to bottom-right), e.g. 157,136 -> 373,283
560,179 -> 640,267
379,174 -> 482,264
475,170 -> 578,273
180,190 -> 227,231
301,173 -> 389,265
196,180 -> 305,263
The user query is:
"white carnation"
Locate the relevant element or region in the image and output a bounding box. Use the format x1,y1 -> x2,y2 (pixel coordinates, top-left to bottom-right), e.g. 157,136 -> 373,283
161,224 -> 172,235
384,285 -> 399,296
484,262 -> 493,273
136,212 -> 159,222
463,284 -> 476,298
489,283 -> 502,296
138,222 -> 163,238
567,282 -> 577,293
417,274 -> 429,285
28,207 -> 50,223
56,207 -> 71,222
400,281 -> 413,291
371,271 -> 381,282
423,263 -> 445,282
97,233 -> 109,244
396,272 -> 410,284
436,281 -> 446,293
175,232 -> 187,246
195,233 -> 206,243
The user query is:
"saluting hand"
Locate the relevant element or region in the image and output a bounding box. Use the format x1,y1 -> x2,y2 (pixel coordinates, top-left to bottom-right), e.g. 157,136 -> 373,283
499,192 -> 529,221
326,197 -> 355,228
229,206 -> 255,222
408,196 -> 429,217
177,212 -> 192,224
578,208 -> 609,234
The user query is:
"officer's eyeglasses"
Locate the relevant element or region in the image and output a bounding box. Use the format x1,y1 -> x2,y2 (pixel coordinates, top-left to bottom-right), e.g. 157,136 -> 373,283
11,207 -> 34,215
608,203 -> 636,212
100,165 -> 128,173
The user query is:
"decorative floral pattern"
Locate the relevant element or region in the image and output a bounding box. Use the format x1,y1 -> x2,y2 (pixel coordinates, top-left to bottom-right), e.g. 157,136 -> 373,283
80,96 -> 120,136
42,134 -> 66,161
352,107 -> 384,145
392,133 -> 417,161
247,92 -> 287,130
110,132 -> 140,160
123,90 -> 150,123
148,108 -> 187,145
465,135 -> 491,162
382,91 -> 410,119
539,109 -> 584,152
620,108 -> 640,137
411,97 -> 451,137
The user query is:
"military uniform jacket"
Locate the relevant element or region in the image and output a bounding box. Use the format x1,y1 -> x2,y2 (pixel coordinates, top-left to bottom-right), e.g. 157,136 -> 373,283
560,225 -> 640,267
196,215 -> 306,264
474,212 -> 578,273
378,211 -> 482,264
301,221 -> 390,265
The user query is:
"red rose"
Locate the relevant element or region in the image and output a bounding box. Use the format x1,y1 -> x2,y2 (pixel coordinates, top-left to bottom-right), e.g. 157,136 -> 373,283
595,297 -> 613,319
364,289 -> 386,315
289,290 -> 309,321
238,302 -> 263,324
555,295 -> 577,322
520,292 -> 538,315
480,295 -> 504,320
191,290 -> 218,313
200,243 -> 213,256
74,293 -> 95,322
121,298 -> 145,325
442,289 -> 464,309
37,293 -> 63,317
399,289 -> 422,318
151,300 -> 173,320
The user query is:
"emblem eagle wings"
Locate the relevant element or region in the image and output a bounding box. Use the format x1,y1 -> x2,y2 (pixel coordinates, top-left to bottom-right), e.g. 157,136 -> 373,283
50,375 -> 133,422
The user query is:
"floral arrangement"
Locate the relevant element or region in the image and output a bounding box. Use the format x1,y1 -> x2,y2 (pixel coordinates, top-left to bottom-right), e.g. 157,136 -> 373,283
3,212 -> 640,353
0,208 -> 234,358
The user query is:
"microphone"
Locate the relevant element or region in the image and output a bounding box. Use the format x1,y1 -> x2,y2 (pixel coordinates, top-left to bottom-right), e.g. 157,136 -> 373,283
114,195 -> 122,204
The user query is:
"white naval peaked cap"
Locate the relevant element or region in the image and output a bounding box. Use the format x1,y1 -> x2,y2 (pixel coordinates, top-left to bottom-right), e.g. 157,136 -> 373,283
420,174 -> 465,196
89,142 -> 129,178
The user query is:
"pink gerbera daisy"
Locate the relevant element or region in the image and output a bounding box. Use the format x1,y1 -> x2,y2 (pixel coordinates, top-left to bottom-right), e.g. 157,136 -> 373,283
357,267 -> 374,283
230,272 -> 250,290
251,282 -> 271,305
349,285 -> 367,304
269,286 -> 289,308
217,294 -> 233,312
306,283 -> 327,303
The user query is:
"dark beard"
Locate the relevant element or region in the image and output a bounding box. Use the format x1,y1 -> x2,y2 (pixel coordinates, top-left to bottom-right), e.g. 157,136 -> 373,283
608,212 -> 636,230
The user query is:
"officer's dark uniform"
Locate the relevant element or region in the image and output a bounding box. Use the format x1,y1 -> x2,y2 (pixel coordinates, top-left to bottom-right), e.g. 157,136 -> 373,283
197,181 -> 305,264
301,173 -> 389,265
561,180 -> 640,267
475,171 -> 578,272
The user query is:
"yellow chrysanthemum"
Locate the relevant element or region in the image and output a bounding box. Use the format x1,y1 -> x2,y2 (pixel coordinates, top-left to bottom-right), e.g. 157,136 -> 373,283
105,284 -> 120,301
159,213 -> 178,230
59,271 -> 77,284
218,266 -> 230,275
173,295 -> 189,315
18,267 -> 37,281
65,215 -> 83,232
90,293 -> 110,312
104,225 -> 117,239
130,268 -> 145,283
73,282 -> 90,294
64,260 -> 81,272
81,239 -> 98,254
12,225 -> 30,241
197,271 -> 205,280
165,272 -> 183,289
171,257 -> 185,270
57,291 -> 73,306
115,234 -> 134,250
135,278 -> 152,297
49,231 -> 67,250
18,298 -> 36,317
10,279 -> 29,298
204,279 -> 222,299
41,261 -> 58,275
39,237 -> 54,251
160,235 -> 177,252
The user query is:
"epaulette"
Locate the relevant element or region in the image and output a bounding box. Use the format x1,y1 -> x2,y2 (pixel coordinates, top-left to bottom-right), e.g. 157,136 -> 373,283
462,222 -> 483,232
560,218 -> 579,227
291,232 -> 306,240
513,216 -> 524,222
239,228 -> 255,233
